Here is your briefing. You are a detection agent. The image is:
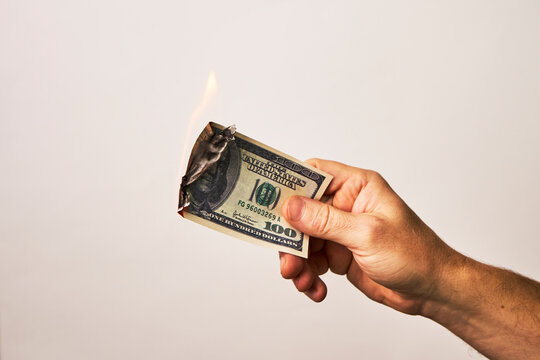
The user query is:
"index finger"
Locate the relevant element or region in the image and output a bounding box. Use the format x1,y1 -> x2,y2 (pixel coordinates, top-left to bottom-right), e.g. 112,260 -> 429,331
306,158 -> 364,195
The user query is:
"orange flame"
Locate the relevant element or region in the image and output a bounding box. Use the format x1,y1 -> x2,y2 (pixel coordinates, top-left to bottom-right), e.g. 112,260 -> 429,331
178,70 -> 218,179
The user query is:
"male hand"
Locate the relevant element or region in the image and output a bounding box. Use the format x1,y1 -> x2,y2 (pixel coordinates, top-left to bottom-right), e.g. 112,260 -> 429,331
279,158 -> 457,314
279,159 -> 540,360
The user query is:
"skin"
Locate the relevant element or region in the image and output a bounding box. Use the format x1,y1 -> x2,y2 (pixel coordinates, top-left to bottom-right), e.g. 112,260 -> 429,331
279,159 -> 540,360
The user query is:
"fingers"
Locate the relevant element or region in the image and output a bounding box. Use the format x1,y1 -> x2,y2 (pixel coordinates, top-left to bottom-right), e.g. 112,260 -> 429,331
309,237 -> 325,254
306,158 -> 378,195
282,196 -> 365,249
293,265 -> 316,291
306,158 -> 394,211
279,252 -> 328,302
279,252 -> 303,279
308,251 -> 329,275
308,238 -> 329,275
324,241 -> 353,275
306,158 -> 357,195
304,277 -> 327,302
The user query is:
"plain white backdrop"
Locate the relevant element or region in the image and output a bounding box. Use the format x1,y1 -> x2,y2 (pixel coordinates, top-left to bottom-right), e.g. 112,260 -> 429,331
1,1 -> 539,359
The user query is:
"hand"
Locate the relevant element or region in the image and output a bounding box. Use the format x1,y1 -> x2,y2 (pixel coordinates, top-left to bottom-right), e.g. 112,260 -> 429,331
279,159 -> 540,359
279,158 -> 457,314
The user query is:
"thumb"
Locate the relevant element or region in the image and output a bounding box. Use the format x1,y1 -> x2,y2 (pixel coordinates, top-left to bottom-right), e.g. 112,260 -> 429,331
282,196 -> 364,249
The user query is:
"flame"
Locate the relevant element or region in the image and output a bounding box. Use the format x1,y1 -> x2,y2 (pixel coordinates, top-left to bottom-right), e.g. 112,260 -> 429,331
178,70 -> 218,179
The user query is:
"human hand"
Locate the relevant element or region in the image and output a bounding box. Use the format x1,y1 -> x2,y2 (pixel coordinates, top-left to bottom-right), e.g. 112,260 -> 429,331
279,159 -> 540,359
279,159 -> 458,314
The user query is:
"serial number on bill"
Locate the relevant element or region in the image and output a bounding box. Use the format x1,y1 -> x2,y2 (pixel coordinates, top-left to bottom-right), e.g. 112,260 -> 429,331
237,200 -> 279,221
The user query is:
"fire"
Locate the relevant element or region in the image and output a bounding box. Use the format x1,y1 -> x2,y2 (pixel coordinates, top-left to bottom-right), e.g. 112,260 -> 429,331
178,70 -> 219,180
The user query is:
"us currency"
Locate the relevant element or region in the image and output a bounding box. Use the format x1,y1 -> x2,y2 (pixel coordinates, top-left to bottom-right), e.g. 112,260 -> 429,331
178,122 -> 332,258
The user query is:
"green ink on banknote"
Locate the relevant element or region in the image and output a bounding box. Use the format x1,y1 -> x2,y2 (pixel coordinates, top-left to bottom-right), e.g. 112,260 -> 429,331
178,122 -> 332,258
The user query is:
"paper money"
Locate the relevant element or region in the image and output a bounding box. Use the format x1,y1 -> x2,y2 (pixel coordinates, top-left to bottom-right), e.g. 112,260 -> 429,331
178,122 -> 332,258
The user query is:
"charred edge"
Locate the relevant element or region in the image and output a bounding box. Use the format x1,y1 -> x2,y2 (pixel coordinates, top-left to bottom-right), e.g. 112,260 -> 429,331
177,124 -> 236,214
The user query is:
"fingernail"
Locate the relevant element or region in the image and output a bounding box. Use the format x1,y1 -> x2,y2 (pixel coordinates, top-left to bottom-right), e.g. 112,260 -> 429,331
286,197 -> 305,222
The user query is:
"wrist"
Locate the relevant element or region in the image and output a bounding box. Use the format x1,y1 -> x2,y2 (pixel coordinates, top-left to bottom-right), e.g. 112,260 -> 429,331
419,247 -> 540,359
420,248 -> 475,323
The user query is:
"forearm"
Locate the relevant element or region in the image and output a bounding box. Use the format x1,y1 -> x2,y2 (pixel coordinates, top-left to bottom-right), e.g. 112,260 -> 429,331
422,252 -> 540,360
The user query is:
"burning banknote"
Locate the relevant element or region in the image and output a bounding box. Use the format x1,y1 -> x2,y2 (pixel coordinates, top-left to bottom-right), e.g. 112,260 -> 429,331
178,122 -> 332,258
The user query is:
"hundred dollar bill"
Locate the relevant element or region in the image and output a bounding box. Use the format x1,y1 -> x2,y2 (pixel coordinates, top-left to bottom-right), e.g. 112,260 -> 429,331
178,122 -> 332,258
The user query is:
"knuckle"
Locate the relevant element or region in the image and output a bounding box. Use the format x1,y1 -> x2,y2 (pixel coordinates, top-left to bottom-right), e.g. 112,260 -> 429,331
293,272 -> 314,292
311,204 -> 337,236
281,261 -> 303,279
368,170 -> 383,182
328,247 -> 351,275
368,170 -> 392,191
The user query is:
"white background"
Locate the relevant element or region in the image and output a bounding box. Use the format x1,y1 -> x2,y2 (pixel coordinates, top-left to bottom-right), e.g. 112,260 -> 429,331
1,1 -> 539,359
